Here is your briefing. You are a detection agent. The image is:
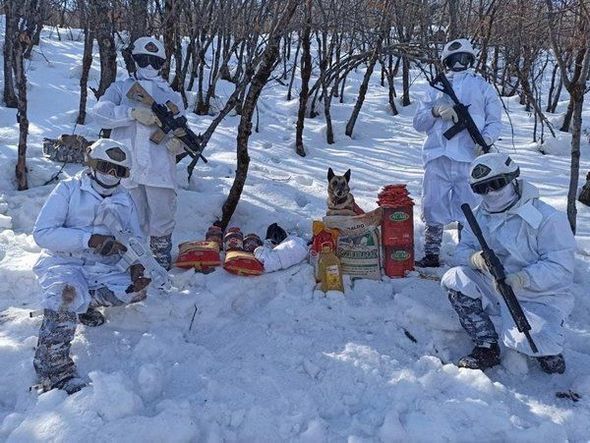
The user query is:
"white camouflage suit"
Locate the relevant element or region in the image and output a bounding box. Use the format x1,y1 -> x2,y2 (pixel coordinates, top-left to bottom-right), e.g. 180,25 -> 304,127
32,172 -> 145,388
441,180 -> 576,356
92,76 -> 186,268
413,71 -> 503,255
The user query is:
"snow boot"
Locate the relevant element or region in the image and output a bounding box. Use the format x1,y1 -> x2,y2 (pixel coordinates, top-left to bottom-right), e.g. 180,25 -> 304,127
52,374 -> 87,395
457,343 -> 501,370
415,253 -> 440,268
537,354 -> 566,374
78,307 -> 105,327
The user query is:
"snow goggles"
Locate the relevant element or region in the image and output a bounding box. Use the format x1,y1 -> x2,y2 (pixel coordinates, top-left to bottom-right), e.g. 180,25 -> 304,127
133,53 -> 165,70
444,53 -> 474,69
470,176 -> 511,194
87,158 -> 130,178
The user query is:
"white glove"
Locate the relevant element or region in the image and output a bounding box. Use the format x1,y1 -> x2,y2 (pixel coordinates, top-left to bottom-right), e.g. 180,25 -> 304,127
129,107 -> 160,126
504,271 -> 530,290
474,136 -> 494,156
469,251 -> 488,272
166,137 -> 184,154
432,105 -> 458,123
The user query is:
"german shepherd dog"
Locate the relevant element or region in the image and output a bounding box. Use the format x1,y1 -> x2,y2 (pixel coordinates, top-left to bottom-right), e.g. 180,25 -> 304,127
326,168 -> 365,216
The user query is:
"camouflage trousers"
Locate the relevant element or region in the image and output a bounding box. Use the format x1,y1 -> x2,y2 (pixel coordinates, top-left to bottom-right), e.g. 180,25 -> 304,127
150,234 -> 172,270
34,287 -> 146,388
448,289 -> 499,347
424,224 -> 444,256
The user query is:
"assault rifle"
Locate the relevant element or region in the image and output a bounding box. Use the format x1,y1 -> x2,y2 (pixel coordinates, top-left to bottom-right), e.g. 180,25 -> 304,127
95,206 -> 171,291
429,72 -> 492,153
126,82 -> 207,181
461,203 -> 538,353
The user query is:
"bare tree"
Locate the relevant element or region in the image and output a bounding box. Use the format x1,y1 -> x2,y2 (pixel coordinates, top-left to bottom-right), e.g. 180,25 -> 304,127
220,0 -> 300,228
294,0 -> 312,157
545,0 -> 590,233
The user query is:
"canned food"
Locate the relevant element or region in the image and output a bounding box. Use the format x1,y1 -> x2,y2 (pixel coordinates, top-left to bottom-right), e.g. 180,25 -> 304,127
206,224 -> 224,247
224,227 -> 243,251
243,233 -> 263,253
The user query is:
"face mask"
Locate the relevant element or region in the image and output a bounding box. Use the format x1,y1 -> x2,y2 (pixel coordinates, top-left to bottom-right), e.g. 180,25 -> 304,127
90,171 -> 121,196
481,182 -> 519,213
136,65 -> 160,80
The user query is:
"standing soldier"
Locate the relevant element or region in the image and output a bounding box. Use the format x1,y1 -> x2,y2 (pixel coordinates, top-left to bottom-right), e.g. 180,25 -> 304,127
33,140 -> 150,393
441,153 -> 575,373
93,36 -> 186,270
413,38 -> 503,267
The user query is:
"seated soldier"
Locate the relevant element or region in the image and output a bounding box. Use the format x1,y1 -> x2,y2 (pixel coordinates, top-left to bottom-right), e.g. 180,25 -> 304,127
32,139 -> 151,394
441,153 -> 576,373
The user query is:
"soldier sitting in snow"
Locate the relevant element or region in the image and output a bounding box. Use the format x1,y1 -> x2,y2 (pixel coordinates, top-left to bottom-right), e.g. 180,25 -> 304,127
32,139 -> 151,394
441,153 -> 576,373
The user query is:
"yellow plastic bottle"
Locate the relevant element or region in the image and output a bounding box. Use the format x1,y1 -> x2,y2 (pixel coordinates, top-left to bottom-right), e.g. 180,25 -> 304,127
319,244 -> 344,293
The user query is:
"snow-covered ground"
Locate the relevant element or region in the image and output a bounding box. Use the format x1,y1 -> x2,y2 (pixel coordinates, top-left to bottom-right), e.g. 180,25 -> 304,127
1,26 -> 590,442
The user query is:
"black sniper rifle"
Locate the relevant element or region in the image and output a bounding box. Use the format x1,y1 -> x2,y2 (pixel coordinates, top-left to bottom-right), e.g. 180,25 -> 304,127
461,203 -> 539,353
429,72 -> 492,153
126,82 -> 207,181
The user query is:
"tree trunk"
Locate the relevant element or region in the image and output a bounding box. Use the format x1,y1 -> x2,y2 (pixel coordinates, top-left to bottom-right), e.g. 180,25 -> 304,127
448,0 -> 459,39
287,34 -> 301,101
401,55 -> 411,106
549,76 -> 562,113
94,1 -> 117,98
3,2 -> 18,108
345,49 -> 380,137
546,63 -> 559,113
561,96 -> 574,132
220,0 -> 299,229
14,30 -> 29,191
77,27 -> 94,125
295,0 -> 312,157
566,86 -> 584,233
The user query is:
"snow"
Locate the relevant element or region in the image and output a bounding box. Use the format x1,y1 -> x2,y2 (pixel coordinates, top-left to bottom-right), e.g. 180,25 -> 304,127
1,25 -> 590,441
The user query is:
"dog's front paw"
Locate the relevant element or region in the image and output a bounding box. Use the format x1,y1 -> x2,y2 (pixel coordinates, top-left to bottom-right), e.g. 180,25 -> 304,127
326,208 -> 356,216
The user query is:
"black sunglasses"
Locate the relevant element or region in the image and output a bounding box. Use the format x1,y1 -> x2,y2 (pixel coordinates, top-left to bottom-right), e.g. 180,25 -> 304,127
133,54 -> 165,70
470,176 -> 511,194
88,158 -> 130,178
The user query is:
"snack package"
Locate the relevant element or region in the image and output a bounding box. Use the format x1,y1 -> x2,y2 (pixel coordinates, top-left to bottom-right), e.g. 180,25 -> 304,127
175,241 -> 222,272
223,250 -> 264,276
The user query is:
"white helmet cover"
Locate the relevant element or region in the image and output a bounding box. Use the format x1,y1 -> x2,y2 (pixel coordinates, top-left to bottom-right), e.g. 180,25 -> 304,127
86,139 -> 132,178
441,38 -> 476,63
469,153 -> 520,186
132,36 -> 166,60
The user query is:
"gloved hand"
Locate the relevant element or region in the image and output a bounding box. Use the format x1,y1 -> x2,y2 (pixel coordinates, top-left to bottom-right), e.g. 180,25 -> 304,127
504,271 -> 530,290
474,136 -> 494,156
469,250 -> 488,272
166,137 -> 184,154
129,107 -> 160,126
128,263 -> 151,293
432,104 -> 458,123
88,234 -> 127,256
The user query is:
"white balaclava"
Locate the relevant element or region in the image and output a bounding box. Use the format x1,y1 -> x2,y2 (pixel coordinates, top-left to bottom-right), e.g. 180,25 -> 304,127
481,182 -> 519,213
90,170 -> 121,197
136,65 -> 160,80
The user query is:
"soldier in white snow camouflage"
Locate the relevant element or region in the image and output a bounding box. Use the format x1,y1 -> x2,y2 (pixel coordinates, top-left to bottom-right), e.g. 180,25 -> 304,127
32,140 -> 151,394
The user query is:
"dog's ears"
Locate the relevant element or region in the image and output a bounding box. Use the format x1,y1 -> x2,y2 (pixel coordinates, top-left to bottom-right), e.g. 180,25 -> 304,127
327,168 -> 335,181
344,169 -> 351,183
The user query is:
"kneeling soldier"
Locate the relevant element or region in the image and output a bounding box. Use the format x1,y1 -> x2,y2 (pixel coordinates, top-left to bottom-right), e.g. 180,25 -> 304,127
441,153 -> 575,373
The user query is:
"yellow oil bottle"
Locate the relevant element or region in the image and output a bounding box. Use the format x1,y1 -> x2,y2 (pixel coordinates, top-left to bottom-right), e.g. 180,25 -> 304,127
318,244 -> 344,293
